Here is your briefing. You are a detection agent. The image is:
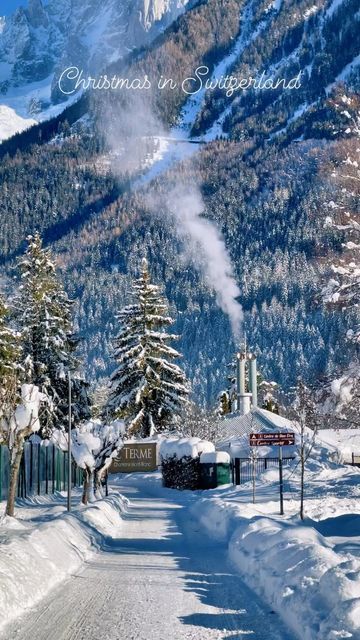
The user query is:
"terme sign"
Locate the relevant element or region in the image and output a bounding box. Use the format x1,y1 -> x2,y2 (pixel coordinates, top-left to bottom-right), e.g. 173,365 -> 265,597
109,443 -> 157,473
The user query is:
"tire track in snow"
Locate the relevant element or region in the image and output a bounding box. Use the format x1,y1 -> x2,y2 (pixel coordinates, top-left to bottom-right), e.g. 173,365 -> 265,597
1,484 -> 295,640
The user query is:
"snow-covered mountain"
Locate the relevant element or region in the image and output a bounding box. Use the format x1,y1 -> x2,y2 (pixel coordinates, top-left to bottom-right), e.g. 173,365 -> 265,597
0,0 -> 189,140
0,0 -> 359,402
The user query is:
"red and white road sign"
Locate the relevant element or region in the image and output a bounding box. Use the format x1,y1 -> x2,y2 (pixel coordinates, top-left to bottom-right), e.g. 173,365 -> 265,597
249,432 -> 295,446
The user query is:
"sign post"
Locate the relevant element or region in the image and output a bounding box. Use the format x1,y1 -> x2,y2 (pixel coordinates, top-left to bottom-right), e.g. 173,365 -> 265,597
249,432 -> 295,515
279,445 -> 284,515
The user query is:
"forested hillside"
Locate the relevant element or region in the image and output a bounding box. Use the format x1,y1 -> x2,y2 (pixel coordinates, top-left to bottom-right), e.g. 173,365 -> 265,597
0,0 -> 359,405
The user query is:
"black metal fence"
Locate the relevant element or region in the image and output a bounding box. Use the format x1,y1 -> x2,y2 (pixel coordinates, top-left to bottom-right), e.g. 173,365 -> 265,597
232,456 -> 295,485
0,442 -> 83,501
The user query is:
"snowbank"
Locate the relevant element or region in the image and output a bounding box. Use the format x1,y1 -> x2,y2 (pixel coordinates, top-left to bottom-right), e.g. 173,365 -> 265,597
200,451 -> 230,464
0,492 -> 128,631
317,429 -> 360,463
190,497 -> 360,639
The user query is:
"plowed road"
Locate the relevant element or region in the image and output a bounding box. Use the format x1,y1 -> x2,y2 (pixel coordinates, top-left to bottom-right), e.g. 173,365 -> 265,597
2,480 -> 294,640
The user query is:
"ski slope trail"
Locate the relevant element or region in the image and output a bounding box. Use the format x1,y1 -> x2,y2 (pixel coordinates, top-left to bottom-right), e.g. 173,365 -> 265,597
2,480 -> 295,640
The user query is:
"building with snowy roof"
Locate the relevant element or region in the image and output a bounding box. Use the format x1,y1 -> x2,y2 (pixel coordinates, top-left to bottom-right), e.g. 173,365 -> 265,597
215,351 -> 296,458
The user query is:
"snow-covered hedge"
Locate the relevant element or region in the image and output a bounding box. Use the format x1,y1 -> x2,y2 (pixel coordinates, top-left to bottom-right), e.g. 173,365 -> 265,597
200,451 -> 230,464
159,437 -> 214,460
160,438 -> 215,490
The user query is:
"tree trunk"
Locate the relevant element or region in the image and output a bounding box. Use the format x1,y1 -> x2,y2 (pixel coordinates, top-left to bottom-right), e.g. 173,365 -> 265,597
94,469 -> 104,499
6,447 -> 24,517
88,471 -> 95,503
82,468 -> 90,505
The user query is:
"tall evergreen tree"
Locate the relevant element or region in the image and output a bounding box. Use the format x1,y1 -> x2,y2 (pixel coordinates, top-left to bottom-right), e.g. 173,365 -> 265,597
0,295 -> 21,420
107,258 -> 190,437
0,295 -> 20,382
17,234 -> 90,435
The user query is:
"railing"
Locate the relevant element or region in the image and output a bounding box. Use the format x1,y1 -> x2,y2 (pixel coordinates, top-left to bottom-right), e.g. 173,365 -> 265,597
351,453 -> 360,467
232,456 -> 295,486
0,442 -> 83,501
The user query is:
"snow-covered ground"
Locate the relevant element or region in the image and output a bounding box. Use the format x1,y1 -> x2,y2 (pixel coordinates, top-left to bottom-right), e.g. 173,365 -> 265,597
317,429 -> 360,463
0,75 -> 81,142
0,105 -> 36,142
0,490 -> 128,633
0,434 -> 359,639
0,478 -> 294,640
189,444 -> 360,640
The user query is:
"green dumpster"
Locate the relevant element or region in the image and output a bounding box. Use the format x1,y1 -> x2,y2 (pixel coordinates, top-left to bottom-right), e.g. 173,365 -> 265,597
199,451 -> 231,489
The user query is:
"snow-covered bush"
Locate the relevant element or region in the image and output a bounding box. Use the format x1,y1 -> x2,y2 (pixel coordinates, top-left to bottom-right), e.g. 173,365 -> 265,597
0,383 -> 46,516
71,419 -> 126,504
199,451 -> 230,464
160,437 -> 214,490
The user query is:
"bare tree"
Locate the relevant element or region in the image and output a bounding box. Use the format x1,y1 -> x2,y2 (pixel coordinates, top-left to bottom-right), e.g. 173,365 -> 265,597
182,402 -> 218,442
286,381 -> 321,520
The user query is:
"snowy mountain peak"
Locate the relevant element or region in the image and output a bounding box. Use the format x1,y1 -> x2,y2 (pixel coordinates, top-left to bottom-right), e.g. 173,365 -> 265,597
0,0 -> 189,125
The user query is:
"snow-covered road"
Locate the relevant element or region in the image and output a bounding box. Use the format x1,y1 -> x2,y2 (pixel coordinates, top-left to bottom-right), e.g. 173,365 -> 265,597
1,480 -> 294,640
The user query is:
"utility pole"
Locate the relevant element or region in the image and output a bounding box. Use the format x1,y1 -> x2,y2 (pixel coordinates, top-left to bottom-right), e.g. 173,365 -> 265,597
67,370 -> 72,512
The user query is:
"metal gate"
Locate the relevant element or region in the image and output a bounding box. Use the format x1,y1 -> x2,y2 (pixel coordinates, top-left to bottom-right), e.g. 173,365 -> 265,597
232,456 -> 295,485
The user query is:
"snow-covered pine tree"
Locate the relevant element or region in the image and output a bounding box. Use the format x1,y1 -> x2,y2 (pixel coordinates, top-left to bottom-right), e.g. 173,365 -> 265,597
0,295 -> 21,420
0,297 -> 45,517
0,295 -> 20,383
107,258 -> 190,437
322,94 -> 360,339
17,233 -> 90,435
320,94 -> 360,423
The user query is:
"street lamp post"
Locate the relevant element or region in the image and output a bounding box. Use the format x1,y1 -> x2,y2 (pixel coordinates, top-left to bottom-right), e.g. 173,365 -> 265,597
67,369 -> 72,512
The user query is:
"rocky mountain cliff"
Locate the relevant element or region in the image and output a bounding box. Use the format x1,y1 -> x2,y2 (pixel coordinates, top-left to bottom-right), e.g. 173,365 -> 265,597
0,0 -> 188,128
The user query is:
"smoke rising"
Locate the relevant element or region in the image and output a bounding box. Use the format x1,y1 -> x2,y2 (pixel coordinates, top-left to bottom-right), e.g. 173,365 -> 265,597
97,92 -> 243,338
165,185 -> 243,338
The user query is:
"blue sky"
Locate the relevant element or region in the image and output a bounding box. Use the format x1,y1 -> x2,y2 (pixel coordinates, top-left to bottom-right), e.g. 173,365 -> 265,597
1,1 -> 26,16
1,1 -> 49,16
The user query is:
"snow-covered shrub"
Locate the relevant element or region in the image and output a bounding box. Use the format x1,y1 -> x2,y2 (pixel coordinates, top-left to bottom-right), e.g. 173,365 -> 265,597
71,419 -> 126,504
199,451 -> 230,464
160,438 -> 214,490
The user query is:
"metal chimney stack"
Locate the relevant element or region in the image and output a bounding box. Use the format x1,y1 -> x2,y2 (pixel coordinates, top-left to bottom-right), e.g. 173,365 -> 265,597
249,355 -> 258,408
236,352 -> 252,416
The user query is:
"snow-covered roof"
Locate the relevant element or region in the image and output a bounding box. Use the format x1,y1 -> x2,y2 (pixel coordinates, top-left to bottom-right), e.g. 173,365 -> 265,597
216,408 -> 293,445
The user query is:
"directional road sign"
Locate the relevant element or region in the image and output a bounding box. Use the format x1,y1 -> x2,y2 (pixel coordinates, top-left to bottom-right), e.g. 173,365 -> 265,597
249,432 -> 295,446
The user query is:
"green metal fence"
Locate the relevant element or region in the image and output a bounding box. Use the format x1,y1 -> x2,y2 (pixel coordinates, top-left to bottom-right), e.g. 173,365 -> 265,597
0,442 -> 83,501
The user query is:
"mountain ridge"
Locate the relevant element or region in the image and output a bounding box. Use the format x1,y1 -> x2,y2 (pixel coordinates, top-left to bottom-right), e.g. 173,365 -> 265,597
0,0 -> 358,404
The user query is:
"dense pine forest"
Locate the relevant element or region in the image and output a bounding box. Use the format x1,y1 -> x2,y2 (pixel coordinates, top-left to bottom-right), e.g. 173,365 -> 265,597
0,0 -> 359,406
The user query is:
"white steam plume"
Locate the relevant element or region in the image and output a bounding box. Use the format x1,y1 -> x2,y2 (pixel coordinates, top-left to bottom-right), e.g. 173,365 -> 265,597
165,185 -> 243,339
97,94 -> 243,338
